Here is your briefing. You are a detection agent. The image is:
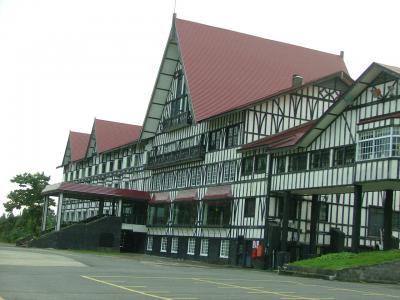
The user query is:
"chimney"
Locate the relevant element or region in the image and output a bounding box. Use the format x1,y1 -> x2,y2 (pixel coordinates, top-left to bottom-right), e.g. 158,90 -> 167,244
292,74 -> 303,88
340,51 -> 344,58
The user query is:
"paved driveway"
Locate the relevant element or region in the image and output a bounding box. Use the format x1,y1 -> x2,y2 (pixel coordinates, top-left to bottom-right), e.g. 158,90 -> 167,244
0,244 -> 399,300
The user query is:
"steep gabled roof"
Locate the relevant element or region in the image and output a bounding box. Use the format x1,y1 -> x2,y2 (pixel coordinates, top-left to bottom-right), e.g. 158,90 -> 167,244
61,131 -> 90,166
176,18 -> 348,121
241,120 -> 317,152
140,16 -> 349,140
94,119 -> 142,154
70,131 -> 90,161
295,62 -> 400,149
242,62 -> 400,153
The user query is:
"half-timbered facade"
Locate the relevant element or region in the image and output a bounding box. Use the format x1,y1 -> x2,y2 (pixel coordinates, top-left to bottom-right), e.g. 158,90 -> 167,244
43,16 -> 399,268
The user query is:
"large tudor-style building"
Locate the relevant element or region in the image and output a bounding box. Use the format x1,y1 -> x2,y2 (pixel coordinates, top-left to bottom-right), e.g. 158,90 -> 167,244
39,16 -> 400,268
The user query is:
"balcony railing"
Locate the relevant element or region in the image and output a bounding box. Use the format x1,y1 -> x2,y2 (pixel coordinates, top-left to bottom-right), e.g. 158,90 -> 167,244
146,144 -> 206,169
162,111 -> 192,132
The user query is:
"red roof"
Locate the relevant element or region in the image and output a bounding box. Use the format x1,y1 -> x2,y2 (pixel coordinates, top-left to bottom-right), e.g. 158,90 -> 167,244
70,131 -> 90,162
241,120 -> 317,151
175,18 -> 348,121
95,119 -> 142,153
42,182 -> 150,201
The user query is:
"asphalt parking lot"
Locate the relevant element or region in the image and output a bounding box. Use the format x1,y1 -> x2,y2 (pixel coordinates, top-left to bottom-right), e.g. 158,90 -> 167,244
0,244 -> 399,300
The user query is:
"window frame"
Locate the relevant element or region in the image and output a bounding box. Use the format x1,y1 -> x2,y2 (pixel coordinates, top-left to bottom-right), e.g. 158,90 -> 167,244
187,238 -> 196,255
219,240 -> 230,258
171,237 -> 178,254
200,239 -> 209,257
146,236 -> 153,251
160,237 -> 167,252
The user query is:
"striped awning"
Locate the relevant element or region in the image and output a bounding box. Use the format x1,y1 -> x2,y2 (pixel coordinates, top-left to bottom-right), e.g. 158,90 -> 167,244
175,189 -> 198,202
41,182 -> 150,201
149,192 -> 171,205
203,185 -> 233,201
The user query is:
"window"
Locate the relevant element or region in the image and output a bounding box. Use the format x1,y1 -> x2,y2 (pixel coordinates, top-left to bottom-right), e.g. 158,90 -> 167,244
206,164 -> 219,184
171,237 -> 178,253
288,153 -> 308,172
200,239 -> 209,256
255,155 -> 267,174
160,237 -> 167,252
220,240 -> 230,258
174,202 -> 198,225
109,161 -> 114,172
226,124 -> 240,148
278,196 -> 298,220
147,236 -> 153,251
310,149 -> 330,169
208,130 -> 223,151
148,204 -> 170,225
205,201 -> 231,226
244,198 -> 256,218
222,161 -> 236,182
187,238 -> 196,255
319,202 -> 329,222
241,157 -> 253,176
358,127 -> 400,160
368,206 -> 400,236
117,159 -> 122,170
275,156 -> 286,173
333,145 -> 355,166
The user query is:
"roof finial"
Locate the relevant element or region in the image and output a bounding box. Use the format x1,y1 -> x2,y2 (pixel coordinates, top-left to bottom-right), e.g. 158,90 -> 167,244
173,0 -> 177,15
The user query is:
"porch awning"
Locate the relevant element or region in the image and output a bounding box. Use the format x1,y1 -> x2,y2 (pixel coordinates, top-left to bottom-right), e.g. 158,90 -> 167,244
203,185 -> 233,201
175,189 -> 198,202
41,182 -> 150,202
149,192 -> 170,205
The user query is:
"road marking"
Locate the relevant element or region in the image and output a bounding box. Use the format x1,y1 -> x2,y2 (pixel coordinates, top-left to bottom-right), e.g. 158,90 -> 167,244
172,298 -> 198,300
124,285 -> 147,288
191,278 -> 325,300
81,275 -> 174,300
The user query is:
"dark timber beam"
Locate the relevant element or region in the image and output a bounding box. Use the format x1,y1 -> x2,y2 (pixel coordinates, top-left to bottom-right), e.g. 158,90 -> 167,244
351,185 -> 363,252
98,199 -> 104,216
383,190 -> 393,250
309,194 -> 320,255
112,200 -> 116,216
281,191 -> 290,252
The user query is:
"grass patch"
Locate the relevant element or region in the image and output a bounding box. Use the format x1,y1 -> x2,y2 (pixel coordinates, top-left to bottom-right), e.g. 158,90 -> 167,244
290,250 -> 400,271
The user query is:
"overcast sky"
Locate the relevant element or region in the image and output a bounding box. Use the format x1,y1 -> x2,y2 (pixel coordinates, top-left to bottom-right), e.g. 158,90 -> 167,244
1,0 -> 399,215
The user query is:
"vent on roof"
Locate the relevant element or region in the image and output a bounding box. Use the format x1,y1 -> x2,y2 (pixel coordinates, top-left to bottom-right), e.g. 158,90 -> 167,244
292,74 -> 303,88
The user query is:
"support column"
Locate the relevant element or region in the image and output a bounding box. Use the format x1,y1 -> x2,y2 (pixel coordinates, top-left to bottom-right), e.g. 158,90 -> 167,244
281,191 -> 290,252
41,196 -> 49,232
263,154 -> 273,269
383,190 -> 393,250
112,200 -> 116,216
56,193 -> 64,231
309,194 -> 320,255
98,199 -> 104,216
351,185 -> 363,252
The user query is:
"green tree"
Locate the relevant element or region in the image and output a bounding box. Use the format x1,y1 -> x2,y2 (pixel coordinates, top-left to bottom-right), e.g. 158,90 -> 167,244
3,172 -> 53,237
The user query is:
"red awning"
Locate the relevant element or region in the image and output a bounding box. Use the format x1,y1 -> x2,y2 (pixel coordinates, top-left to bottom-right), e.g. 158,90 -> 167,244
175,189 -> 198,202
41,182 -> 150,201
203,185 -> 233,201
149,192 -> 170,205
